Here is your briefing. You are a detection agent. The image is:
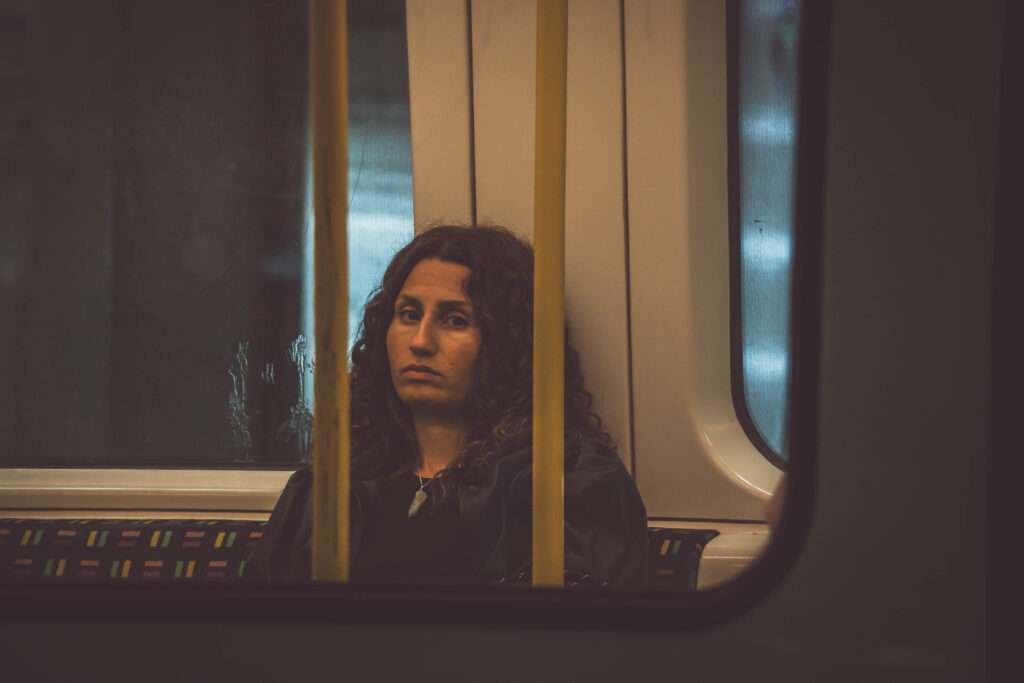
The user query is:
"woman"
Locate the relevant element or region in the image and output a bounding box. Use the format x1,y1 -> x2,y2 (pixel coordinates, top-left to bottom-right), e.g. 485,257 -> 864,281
246,225 -> 648,587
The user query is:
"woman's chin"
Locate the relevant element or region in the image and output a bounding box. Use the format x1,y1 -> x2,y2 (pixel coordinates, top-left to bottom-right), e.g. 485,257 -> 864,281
401,395 -> 469,419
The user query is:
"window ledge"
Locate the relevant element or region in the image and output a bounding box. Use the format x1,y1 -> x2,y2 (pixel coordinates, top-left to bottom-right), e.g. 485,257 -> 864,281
697,529 -> 771,590
0,469 -> 293,516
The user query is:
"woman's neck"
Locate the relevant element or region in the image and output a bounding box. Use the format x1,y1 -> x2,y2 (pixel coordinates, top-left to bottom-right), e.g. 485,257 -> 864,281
411,414 -> 469,477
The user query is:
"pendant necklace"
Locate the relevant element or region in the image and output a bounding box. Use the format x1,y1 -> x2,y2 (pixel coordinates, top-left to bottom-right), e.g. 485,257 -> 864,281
408,471 -> 429,517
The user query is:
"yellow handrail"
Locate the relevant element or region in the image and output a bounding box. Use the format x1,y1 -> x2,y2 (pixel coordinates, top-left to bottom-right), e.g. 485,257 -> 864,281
532,0 -> 568,588
310,0 -> 350,582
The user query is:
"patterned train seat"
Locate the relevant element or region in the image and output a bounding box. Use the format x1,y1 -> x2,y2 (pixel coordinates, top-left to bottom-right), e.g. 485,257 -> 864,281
0,518 -> 266,581
647,527 -> 720,591
2,519 -> 718,590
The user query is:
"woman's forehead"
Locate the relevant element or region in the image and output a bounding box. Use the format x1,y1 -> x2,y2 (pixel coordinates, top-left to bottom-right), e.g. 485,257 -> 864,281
397,258 -> 472,302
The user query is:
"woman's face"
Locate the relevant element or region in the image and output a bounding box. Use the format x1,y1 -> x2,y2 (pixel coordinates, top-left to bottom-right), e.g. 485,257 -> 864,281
386,258 -> 483,417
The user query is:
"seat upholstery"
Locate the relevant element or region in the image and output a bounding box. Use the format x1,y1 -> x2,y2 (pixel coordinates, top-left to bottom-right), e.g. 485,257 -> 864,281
0,518 -> 266,580
647,527 -> 720,591
1,518 -> 717,590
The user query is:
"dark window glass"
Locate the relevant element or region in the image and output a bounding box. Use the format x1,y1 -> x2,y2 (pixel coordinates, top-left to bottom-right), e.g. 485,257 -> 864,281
0,0 -> 413,467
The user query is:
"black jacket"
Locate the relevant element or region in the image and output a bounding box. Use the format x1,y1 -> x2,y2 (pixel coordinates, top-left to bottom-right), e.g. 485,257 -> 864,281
245,435 -> 648,588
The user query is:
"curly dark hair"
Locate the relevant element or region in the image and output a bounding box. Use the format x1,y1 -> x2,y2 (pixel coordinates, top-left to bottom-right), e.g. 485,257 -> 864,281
349,224 -> 611,509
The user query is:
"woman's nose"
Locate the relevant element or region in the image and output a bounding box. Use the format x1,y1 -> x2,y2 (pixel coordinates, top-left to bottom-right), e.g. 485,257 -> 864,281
409,320 -> 436,354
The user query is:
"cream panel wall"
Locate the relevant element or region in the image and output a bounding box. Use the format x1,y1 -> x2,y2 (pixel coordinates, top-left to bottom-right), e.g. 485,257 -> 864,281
469,0 -> 632,466
625,0 -> 779,519
406,0 -> 475,229
470,0 -> 537,234
563,0 -> 632,470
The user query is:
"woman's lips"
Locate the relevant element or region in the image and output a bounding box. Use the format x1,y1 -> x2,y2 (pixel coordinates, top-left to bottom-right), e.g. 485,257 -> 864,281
402,364 -> 440,380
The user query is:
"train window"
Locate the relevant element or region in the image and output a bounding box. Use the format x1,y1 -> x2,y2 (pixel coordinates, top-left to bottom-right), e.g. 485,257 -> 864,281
731,0 -> 803,461
0,0 -> 413,467
1,0 -> 832,632
346,1 -> 415,351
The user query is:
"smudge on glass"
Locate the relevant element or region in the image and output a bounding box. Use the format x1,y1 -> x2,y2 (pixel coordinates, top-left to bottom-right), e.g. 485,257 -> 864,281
227,341 -> 252,462
275,334 -> 314,460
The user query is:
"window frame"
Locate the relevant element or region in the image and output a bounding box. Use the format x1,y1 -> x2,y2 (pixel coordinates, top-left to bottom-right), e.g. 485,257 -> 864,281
0,0 -> 832,631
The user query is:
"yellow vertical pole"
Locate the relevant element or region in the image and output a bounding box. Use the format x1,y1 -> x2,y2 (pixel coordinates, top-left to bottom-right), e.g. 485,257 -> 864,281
310,0 -> 350,582
532,0 -> 568,588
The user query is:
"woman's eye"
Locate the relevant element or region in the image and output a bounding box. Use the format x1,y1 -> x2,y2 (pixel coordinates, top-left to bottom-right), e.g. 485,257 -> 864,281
397,308 -> 420,323
445,314 -> 469,328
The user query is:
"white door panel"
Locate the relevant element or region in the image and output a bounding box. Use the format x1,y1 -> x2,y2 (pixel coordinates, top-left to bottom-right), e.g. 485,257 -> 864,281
624,0 -> 779,519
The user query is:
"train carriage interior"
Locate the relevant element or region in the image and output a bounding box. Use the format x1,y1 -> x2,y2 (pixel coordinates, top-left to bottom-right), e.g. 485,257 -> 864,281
1,0 -> 796,590
1,0 -> 1019,680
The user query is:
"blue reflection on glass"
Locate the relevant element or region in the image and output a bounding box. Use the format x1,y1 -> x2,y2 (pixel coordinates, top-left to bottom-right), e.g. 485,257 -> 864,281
347,98 -> 415,351
738,0 -> 801,459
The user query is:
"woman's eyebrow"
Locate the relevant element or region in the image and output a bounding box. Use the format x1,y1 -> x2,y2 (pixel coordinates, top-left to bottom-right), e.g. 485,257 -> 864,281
436,299 -> 472,313
395,294 -> 471,313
